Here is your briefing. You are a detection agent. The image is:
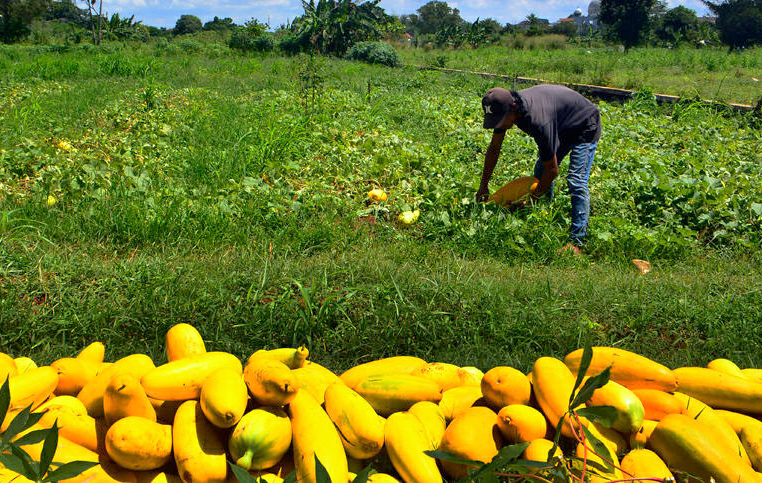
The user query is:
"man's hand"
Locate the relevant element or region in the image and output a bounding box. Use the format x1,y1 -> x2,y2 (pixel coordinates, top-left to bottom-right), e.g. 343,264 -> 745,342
475,186 -> 490,203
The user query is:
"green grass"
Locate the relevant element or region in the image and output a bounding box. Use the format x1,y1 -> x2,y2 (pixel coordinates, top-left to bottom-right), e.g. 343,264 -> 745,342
396,42 -> 762,105
3,241 -> 762,373
1,43 -> 761,372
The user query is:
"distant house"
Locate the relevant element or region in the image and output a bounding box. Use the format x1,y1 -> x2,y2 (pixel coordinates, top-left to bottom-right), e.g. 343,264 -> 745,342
551,1 -> 600,34
515,18 -> 550,31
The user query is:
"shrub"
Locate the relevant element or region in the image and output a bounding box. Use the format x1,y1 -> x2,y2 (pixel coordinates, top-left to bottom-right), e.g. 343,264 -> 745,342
179,38 -> 202,53
252,34 -> 275,52
278,32 -> 308,55
205,42 -> 230,57
154,38 -> 170,49
230,28 -> 275,52
345,41 -> 402,67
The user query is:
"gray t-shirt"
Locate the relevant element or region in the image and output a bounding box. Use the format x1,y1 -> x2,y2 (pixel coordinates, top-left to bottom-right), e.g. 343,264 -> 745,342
496,85 -> 601,161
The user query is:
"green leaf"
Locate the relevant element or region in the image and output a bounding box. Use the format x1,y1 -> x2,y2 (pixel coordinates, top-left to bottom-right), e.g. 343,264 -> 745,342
513,459 -> 556,469
0,377 -> 10,426
0,451 -> 28,475
425,449 -> 482,468
575,406 -> 620,428
39,422 -> 60,479
13,428 -> 52,447
463,469 -> 499,483
314,455 -> 331,483
752,202 -> 762,217
10,444 -> 37,480
43,461 -> 99,482
570,366 -> 611,410
467,443 -> 530,480
23,410 -> 45,429
2,405 -> 33,444
25,410 -> 45,427
350,464 -> 373,483
570,345 -> 593,406
579,425 -> 615,474
227,461 -> 260,483
596,231 -> 613,241
282,471 -> 297,483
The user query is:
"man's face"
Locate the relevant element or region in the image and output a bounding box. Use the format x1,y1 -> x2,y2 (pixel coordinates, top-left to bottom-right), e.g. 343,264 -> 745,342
494,111 -> 518,130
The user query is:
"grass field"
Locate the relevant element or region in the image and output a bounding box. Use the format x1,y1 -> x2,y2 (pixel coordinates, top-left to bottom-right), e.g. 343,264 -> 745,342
397,42 -> 762,105
1,43 -> 761,373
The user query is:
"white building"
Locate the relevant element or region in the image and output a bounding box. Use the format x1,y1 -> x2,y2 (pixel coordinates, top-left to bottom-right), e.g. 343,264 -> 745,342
556,1 -> 600,33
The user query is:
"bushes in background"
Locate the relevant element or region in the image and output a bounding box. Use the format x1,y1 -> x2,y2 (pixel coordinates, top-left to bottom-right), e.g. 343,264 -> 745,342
346,41 -> 402,66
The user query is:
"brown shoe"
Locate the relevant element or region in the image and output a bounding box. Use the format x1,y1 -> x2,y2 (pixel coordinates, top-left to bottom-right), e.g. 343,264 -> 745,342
558,243 -> 582,256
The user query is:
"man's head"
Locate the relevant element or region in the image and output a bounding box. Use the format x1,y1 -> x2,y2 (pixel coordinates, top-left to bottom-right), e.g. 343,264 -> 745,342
482,87 -> 516,129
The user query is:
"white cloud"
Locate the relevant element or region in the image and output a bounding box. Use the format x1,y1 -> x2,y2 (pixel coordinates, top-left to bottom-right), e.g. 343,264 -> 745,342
464,0 -> 490,9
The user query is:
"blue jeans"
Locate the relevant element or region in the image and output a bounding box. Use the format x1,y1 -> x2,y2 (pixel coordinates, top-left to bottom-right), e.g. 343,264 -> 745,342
533,142 -> 597,245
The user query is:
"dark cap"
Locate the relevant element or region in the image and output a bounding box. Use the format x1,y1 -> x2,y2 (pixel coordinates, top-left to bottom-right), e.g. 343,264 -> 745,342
482,87 -> 515,129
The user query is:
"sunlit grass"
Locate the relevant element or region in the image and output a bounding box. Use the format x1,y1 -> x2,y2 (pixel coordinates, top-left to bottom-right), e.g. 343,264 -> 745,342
0,43 -> 760,371
396,42 -> 762,105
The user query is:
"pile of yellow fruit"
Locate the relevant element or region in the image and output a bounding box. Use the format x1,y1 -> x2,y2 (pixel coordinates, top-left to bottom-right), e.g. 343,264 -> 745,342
1,323 -> 762,483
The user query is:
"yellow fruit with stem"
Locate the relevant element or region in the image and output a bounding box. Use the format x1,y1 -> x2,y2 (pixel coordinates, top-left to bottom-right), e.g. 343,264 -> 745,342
228,407 -> 292,471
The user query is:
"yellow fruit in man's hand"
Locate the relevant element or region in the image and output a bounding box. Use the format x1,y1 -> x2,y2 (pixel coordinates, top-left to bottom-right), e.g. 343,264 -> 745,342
398,210 -> 420,225
368,189 -> 387,202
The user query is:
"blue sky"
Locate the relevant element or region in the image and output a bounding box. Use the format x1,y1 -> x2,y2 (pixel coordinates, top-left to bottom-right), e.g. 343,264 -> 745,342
92,0 -> 711,29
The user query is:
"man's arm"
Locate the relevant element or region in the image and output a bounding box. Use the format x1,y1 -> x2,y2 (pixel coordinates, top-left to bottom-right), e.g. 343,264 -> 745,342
476,130 -> 506,202
531,155 -> 559,200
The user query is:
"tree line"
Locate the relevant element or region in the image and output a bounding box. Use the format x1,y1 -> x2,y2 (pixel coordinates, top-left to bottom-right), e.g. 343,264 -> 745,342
1,0 -> 761,51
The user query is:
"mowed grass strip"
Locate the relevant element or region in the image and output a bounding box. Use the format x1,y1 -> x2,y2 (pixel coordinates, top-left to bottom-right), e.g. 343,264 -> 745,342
2,238 -> 760,371
397,43 -> 762,106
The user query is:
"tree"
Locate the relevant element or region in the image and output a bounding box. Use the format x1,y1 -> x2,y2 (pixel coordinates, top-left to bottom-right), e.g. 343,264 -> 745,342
82,0 -> 104,44
398,13 -> 418,34
46,0 -> 87,25
524,13 -> 549,36
203,16 -> 235,31
145,25 -> 170,37
289,0 -> 388,55
655,5 -> 700,43
105,13 -> 146,41
704,0 -> 762,49
551,20 -> 579,37
1,0 -> 50,42
174,14 -> 202,35
599,0 -> 657,49
480,18 -> 502,37
415,1 -> 463,35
